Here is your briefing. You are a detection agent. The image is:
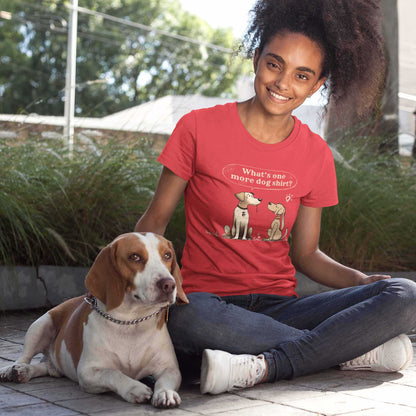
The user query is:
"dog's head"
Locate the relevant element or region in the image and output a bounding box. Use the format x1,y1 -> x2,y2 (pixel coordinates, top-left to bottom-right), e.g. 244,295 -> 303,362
268,202 -> 285,215
235,192 -> 262,207
85,233 -> 188,311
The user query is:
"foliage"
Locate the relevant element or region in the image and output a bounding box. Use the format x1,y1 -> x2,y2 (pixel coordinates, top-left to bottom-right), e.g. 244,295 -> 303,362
0,136 -> 163,266
1,133 -> 415,271
320,143 -> 416,271
0,0 -> 244,117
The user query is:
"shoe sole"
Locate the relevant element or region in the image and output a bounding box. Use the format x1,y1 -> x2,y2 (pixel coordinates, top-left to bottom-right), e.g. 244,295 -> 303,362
340,334 -> 414,372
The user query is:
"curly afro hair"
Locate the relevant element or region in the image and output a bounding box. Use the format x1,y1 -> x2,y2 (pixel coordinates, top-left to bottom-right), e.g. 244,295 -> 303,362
242,0 -> 386,116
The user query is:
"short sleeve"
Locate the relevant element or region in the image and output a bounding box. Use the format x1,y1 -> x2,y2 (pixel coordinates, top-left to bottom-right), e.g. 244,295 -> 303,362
157,111 -> 196,181
300,143 -> 338,207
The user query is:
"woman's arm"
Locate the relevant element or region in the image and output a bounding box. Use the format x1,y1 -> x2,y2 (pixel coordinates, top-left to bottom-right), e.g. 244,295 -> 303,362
134,167 -> 188,235
290,204 -> 390,288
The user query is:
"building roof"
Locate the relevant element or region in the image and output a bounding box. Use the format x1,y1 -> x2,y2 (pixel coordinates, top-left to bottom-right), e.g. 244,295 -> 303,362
101,95 -> 233,135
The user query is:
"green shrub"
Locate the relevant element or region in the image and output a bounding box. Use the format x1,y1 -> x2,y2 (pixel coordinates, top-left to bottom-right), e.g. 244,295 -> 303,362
320,145 -> 416,271
1,134 -> 415,271
0,137 -> 165,266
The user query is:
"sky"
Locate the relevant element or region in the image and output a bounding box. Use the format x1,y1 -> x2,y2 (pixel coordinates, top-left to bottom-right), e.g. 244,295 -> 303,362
179,0 -> 256,38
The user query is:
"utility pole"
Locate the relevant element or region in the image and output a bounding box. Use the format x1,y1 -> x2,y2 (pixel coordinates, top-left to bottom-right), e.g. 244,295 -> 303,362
63,0 -> 79,154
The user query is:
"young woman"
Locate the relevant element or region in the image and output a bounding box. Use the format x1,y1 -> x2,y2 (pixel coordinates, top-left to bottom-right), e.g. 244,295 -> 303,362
135,0 -> 416,394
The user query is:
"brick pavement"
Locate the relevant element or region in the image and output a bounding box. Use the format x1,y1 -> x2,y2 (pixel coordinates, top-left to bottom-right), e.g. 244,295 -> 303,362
2,309 -> 416,416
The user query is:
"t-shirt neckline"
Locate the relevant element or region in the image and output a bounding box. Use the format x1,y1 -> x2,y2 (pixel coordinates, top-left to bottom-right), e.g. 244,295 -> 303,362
231,102 -> 300,151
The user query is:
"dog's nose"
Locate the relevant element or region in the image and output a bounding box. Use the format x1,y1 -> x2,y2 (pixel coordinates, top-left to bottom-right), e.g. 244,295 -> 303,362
157,278 -> 176,294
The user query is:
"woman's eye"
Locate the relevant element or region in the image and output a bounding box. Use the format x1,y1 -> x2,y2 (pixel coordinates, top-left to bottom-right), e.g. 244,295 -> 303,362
268,62 -> 279,69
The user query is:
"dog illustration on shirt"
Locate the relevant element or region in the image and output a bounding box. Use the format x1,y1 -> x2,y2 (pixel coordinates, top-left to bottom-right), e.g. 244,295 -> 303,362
264,202 -> 288,241
224,192 -> 262,240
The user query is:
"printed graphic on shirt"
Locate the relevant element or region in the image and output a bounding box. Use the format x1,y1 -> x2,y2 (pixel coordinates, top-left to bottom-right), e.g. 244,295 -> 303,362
223,192 -> 262,240
222,194 -> 289,241
222,164 -> 297,191
220,164 -> 294,241
263,202 -> 288,241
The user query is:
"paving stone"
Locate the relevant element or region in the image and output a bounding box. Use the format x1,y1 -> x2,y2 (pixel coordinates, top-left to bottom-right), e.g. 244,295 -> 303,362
0,357 -> 13,367
389,369 -> 416,387
277,391 -> 380,415
237,381 -> 326,403
1,402 -> 81,415
2,377 -> 61,394
209,402 -> 319,416
0,327 -> 26,342
180,391 -> 266,414
28,383 -> 92,402
344,403 -> 416,416
0,388 -> 45,408
57,393 -> 138,414
346,383 -> 416,407
89,404 -> 197,416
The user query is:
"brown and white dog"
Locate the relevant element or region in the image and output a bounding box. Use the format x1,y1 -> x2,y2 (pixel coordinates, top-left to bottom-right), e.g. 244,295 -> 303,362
0,232 -> 189,408
265,202 -> 288,241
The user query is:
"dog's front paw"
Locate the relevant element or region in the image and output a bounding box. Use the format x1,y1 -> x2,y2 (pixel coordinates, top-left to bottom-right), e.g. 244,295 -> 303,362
151,389 -> 181,408
0,364 -> 31,383
123,383 -> 153,404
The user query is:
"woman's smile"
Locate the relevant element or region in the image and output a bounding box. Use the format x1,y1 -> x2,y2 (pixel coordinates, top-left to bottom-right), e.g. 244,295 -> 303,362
267,88 -> 291,102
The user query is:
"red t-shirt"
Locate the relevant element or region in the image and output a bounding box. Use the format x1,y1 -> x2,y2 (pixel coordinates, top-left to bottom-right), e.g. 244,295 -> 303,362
158,103 -> 338,297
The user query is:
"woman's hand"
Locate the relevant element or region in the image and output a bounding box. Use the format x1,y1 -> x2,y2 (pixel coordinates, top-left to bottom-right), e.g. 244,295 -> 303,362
290,205 -> 386,289
357,274 -> 391,285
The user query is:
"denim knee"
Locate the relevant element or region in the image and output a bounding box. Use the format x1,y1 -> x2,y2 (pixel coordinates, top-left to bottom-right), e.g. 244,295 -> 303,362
167,292 -> 223,355
387,278 -> 416,331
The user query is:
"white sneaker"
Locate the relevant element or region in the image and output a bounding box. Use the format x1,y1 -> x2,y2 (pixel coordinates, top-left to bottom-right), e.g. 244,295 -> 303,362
340,334 -> 413,372
200,349 -> 267,394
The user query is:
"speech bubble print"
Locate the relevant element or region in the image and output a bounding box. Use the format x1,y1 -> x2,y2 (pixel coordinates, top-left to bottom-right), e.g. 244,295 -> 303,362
222,164 -> 297,191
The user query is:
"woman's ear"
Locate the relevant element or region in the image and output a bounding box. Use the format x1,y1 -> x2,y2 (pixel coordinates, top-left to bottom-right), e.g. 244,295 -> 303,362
310,76 -> 327,97
253,48 -> 260,73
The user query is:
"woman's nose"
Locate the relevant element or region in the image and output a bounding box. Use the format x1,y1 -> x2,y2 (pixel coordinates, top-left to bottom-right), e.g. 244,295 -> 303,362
275,70 -> 290,90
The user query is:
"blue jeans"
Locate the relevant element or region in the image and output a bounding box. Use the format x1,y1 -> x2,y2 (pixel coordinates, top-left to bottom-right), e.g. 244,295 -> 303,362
167,278 -> 416,382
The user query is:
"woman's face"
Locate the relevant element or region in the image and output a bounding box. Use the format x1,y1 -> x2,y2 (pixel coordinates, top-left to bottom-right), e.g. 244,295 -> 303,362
253,31 -> 327,118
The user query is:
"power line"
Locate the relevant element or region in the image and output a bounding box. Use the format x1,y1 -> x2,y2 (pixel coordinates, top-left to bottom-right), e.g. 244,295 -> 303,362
70,4 -> 235,54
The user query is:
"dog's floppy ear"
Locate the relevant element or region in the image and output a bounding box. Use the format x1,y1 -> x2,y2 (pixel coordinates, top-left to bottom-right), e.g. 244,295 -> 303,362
167,241 -> 189,304
85,241 -> 126,311
235,192 -> 245,202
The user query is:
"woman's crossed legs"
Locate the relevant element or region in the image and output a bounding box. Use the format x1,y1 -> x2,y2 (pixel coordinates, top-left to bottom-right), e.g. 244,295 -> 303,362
168,278 -> 416,389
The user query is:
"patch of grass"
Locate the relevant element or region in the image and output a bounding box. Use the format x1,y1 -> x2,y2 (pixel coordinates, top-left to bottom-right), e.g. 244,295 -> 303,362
1,133 -> 415,271
320,142 -> 416,271
0,137 -> 163,266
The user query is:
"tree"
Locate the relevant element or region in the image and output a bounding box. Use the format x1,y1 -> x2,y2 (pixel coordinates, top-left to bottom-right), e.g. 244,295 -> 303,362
0,0 -> 244,117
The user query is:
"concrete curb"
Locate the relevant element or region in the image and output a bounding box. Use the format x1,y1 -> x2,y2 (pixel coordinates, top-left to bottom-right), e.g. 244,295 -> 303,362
0,266 -> 415,311
0,266 -> 89,311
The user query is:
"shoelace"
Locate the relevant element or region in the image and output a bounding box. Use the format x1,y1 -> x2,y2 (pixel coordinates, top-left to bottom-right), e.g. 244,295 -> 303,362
231,356 -> 263,389
343,347 -> 380,367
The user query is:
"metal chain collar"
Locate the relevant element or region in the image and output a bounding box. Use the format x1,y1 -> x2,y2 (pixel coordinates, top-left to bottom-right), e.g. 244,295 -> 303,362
84,296 -> 167,326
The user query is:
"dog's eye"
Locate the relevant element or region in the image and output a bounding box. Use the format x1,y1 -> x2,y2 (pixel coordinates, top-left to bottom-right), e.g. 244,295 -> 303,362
163,252 -> 172,261
129,253 -> 142,262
